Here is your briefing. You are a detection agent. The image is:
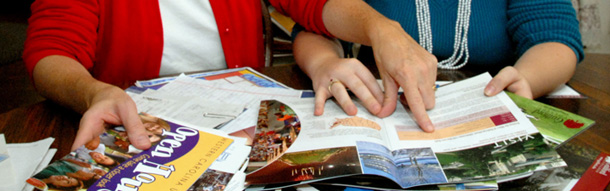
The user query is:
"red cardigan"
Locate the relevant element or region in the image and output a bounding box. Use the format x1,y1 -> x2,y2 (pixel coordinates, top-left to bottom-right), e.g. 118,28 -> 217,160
24,0 -> 330,85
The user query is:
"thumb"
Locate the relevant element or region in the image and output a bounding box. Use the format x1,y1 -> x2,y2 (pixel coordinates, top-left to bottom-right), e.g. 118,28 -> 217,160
485,67 -> 519,97
122,112 -> 151,150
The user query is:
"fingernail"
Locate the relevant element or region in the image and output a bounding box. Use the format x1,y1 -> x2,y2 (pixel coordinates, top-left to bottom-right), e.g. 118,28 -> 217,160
484,86 -> 495,96
372,103 -> 381,114
135,135 -> 150,146
424,122 -> 435,133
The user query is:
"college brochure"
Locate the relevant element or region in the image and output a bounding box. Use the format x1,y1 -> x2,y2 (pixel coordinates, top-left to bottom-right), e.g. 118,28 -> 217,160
26,114 -> 249,191
506,92 -> 595,145
244,73 -> 565,189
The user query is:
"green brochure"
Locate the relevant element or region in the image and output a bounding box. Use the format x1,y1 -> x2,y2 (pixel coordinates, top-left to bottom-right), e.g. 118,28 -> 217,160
507,92 -> 595,145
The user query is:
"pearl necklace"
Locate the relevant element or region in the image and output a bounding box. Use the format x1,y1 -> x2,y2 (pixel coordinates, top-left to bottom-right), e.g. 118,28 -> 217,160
415,0 -> 472,69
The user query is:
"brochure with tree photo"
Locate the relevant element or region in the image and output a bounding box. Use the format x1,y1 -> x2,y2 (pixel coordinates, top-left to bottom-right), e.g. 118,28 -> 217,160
244,73 -> 566,190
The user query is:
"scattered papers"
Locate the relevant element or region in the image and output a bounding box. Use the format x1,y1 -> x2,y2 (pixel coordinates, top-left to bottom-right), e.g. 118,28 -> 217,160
141,74 -> 303,133
21,148 -> 56,191
0,134 -> 16,188
129,89 -> 245,130
547,84 -> 585,98
128,68 -> 299,134
0,135 -> 54,191
133,67 -> 290,89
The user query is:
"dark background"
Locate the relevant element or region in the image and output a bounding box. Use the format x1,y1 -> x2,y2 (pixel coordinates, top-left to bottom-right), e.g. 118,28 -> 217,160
0,0 -> 45,114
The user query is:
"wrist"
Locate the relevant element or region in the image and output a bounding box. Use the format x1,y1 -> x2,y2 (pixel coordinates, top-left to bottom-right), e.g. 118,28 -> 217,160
81,80 -> 123,113
366,20 -> 402,46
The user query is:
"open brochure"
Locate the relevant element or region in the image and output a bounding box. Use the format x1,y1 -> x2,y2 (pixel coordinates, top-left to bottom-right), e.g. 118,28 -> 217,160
244,73 -> 566,189
26,114 -> 250,191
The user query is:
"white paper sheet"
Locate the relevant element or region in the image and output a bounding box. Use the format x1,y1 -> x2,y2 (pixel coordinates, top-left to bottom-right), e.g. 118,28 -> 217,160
0,137 -> 54,191
129,90 -> 245,130
0,134 -> 17,189
22,148 -> 56,191
154,75 -> 303,133
547,84 -> 584,98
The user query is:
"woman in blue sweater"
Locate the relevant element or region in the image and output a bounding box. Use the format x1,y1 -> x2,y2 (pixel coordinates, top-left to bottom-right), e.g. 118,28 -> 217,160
293,0 -> 583,132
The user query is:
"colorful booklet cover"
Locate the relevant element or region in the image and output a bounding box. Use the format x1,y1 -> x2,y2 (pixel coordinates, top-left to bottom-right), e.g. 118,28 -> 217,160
26,114 -> 234,191
506,92 -> 595,145
129,67 -> 289,93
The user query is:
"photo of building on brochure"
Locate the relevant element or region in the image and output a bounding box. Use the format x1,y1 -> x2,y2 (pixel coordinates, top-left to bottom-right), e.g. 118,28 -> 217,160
356,141 -> 448,188
26,114 -> 237,191
246,146 -> 362,185
244,130 -> 565,189
436,133 -> 565,183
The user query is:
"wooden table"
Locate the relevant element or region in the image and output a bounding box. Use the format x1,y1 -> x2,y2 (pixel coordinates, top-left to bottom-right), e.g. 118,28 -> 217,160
1,54 -> 609,190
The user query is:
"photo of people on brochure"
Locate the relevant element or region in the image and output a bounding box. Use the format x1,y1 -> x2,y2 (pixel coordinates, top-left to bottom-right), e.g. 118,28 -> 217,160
248,100 -> 301,171
27,113 -> 168,191
26,155 -> 107,190
27,113 -> 237,191
100,112 -> 170,156
188,169 -> 234,191
27,113 -> 170,190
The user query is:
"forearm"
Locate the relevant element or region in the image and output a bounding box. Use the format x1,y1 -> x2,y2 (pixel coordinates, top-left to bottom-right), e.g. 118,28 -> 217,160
293,31 -> 344,77
322,0 -> 401,46
514,42 -> 577,98
32,55 -> 119,114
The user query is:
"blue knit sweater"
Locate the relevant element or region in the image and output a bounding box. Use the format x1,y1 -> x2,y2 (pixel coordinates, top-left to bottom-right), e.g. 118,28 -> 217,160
364,0 -> 584,68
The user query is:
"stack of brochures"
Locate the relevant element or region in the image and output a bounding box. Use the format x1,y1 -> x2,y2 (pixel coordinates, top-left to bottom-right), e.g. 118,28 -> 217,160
26,67 -> 594,190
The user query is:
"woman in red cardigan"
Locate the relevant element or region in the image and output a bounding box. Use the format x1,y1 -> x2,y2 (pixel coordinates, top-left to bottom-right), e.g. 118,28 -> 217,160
24,0 -> 423,151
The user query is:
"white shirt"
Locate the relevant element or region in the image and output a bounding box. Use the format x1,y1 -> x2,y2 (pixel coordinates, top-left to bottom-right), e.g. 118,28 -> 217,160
158,0 -> 226,76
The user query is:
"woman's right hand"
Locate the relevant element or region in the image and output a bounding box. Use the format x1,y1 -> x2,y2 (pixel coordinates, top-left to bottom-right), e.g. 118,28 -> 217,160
31,55 -> 151,152
73,85 -> 151,151
368,21 -> 438,132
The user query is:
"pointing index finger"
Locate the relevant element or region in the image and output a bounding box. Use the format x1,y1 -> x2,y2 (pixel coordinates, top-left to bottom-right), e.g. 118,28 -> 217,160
402,81 -> 435,133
